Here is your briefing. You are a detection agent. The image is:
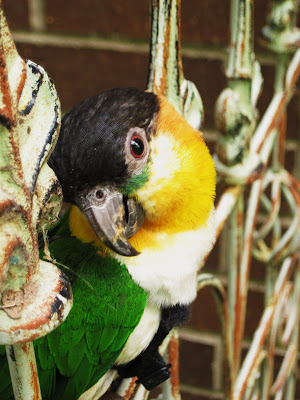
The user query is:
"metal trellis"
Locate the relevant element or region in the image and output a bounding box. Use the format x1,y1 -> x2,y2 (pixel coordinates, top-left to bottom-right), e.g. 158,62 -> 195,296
0,0 -> 300,399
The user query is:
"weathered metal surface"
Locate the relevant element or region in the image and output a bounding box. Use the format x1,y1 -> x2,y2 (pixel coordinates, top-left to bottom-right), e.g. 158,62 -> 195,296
6,343 -> 41,400
233,256 -> 297,399
2,0 -> 299,397
167,332 -> 180,400
0,0 -> 72,337
210,0 -> 300,398
0,261 -> 72,344
197,274 -> 233,396
215,0 -> 262,177
262,0 -> 300,53
147,0 -> 203,129
0,1 -> 72,398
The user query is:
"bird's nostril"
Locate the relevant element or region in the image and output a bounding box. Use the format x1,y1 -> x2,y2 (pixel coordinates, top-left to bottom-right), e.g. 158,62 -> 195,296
95,189 -> 105,200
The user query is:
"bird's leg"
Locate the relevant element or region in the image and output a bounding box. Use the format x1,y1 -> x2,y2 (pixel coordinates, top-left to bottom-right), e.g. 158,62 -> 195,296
116,304 -> 190,390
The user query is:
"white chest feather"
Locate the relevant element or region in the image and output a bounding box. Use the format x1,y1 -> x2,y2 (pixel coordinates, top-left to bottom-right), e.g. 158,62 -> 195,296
115,302 -> 161,365
116,210 -> 216,307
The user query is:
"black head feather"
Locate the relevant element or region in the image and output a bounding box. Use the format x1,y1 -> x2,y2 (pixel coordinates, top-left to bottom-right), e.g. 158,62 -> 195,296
49,88 -> 159,202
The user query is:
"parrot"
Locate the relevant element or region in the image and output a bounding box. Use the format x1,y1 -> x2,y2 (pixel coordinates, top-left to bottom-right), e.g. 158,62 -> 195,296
0,87 -> 216,400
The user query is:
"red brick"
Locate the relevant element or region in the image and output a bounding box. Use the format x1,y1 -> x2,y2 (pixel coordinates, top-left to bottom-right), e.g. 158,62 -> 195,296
45,0 -> 150,40
181,0 -> 230,47
182,57 -> 227,129
43,0 -> 272,54
14,40 -> 228,128
188,279 -> 264,339
2,0 -> 29,30
187,286 -> 221,333
181,1 -> 272,52
249,257 -> 266,282
181,390 -> 223,400
255,1 -> 271,51
15,43 -> 149,112
286,93 -> 300,141
244,289 -> 265,339
285,146 -> 297,175
256,64 -> 275,118
179,340 -> 214,388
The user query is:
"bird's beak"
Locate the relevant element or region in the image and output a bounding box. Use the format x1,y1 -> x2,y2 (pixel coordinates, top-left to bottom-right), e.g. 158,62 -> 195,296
75,185 -> 144,257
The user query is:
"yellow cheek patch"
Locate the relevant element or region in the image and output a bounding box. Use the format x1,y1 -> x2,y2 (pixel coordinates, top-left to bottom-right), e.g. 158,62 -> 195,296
133,95 -> 216,238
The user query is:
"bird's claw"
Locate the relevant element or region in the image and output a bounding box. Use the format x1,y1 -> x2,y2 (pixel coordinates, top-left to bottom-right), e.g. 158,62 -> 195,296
136,363 -> 171,390
116,352 -> 172,390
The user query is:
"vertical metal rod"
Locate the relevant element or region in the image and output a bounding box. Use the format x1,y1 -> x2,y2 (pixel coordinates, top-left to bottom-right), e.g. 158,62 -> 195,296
283,261 -> 300,399
226,195 -> 243,379
162,331 -> 180,400
260,264 -> 277,400
6,343 -> 42,400
233,256 -> 296,399
221,0 -> 256,381
235,176 -> 263,378
147,0 -> 183,113
260,54 -> 288,400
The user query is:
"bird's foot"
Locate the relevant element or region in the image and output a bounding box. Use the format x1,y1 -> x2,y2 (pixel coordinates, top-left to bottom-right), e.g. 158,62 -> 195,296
117,352 -> 171,390
136,363 -> 171,390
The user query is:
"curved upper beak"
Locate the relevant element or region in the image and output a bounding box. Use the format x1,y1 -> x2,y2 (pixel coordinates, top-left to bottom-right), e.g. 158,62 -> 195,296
75,185 -> 144,257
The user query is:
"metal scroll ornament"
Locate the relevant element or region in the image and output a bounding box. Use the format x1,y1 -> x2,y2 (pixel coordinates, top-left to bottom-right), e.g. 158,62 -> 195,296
0,3 -> 72,399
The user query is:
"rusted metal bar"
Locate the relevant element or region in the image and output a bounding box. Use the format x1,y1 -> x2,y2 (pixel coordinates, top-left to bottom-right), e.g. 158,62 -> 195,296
214,0 -> 261,385
214,186 -> 242,240
227,0 -> 253,79
262,0 -> 300,53
147,0 -> 183,111
253,16 -> 300,398
234,177 -> 263,377
283,261 -> 300,399
162,331 -> 180,400
147,0 -> 204,129
228,196 -> 244,381
251,49 -> 300,154
271,343 -> 297,394
0,2 -> 72,399
6,343 -> 41,400
233,256 -> 297,399
197,274 -> 233,396
213,0 -> 300,398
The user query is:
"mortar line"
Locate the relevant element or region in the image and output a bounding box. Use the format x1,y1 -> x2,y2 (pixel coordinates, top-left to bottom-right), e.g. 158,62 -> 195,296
11,31 -> 277,65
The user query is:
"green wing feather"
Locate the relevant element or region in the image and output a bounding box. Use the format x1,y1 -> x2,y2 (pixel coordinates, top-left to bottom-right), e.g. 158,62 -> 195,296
35,210 -> 147,399
0,210 -> 147,400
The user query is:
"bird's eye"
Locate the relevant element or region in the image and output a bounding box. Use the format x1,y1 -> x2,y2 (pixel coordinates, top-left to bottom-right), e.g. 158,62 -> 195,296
95,189 -> 105,200
130,135 -> 145,158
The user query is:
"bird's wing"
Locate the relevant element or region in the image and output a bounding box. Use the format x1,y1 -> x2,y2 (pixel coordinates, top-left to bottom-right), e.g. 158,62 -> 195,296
35,211 -> 147,400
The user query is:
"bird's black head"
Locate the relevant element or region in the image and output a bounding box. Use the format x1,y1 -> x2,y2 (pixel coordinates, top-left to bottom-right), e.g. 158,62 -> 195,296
49,87 -> 159,203
48,88 -> 159,257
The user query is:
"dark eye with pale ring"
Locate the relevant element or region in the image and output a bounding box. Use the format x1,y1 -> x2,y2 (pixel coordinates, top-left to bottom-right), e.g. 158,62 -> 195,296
130,135 -> 145,158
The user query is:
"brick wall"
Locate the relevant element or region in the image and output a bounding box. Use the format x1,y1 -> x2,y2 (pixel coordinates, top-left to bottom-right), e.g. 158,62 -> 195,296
4,1 -> 300,399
